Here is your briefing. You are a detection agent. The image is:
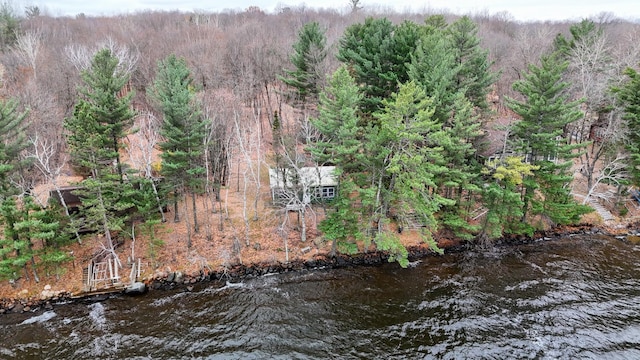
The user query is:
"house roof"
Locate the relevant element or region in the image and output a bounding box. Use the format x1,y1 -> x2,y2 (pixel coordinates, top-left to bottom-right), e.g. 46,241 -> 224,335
269,166 -> 338,189
48,186 -> 84,206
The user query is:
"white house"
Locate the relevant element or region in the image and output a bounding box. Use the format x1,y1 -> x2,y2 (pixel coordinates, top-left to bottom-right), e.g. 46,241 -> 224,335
268,166 -> 338,204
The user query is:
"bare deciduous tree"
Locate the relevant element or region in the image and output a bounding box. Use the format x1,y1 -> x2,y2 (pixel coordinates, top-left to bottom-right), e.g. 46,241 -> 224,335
565,30 -> 614,143
125,111 -> 166,223
272,130 -> 319,244
581,153 -> 628,204
65,37 -> 140,75
27,133 -> 84,244
232,107 -> 263,246
13,30 -> 41,81
349,0 -> 363,13
562,23 -> 632,207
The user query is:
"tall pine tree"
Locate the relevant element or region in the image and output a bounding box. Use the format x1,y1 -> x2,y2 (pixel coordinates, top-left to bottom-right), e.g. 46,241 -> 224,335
437,94 -> 484,239
309,66 -> 364,172
280,21 -> 327,105
66,48 -> 134,182
407,29 -> 459,124
64,48 -> 136,264
149,54 -> 208,246
0,98 -> 30,281
613,66 -> 640,186
446,16 -> 497,110
310,66 -> 364,255
369,81 -> 449,260
337,17 -> 419,115
507,54 -> 591,225
480,156 -> 539,241
0,197 -> 31,281
0,98 -> 28,198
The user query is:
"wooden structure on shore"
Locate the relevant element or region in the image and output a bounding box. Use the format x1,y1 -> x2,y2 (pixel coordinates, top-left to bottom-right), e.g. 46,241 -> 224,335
82,255 -> 145,294
83,256 -> 123,292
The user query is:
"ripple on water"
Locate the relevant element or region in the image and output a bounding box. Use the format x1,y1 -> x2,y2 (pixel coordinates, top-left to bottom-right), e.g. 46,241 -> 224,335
19,310 -> 56,325
88,302 -> 107,330
504,279 -> 541,292
0,347 -> 15,358
149,289 -> 190,307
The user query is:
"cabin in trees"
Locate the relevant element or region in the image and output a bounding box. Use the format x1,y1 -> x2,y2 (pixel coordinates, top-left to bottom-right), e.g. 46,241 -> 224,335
481,116 -> 559,165
269,166 -> 338,205
48,186 -> 84,214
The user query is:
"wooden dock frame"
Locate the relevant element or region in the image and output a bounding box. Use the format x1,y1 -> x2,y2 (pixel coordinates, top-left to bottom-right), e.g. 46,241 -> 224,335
84,257 -> 123,292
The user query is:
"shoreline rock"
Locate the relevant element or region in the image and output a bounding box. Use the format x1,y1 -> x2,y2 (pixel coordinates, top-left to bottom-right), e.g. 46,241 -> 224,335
124,282 -> 148,296
0,222 -> 617,315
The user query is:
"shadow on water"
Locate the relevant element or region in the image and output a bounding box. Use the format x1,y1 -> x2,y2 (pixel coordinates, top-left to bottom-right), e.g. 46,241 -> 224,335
2,235 -> 640,359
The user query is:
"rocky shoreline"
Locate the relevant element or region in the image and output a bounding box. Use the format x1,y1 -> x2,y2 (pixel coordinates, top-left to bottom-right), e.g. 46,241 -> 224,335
0,222 -> 632,316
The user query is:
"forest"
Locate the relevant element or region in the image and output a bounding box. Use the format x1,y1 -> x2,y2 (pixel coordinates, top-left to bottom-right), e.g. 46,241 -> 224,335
1,3 -> 640,289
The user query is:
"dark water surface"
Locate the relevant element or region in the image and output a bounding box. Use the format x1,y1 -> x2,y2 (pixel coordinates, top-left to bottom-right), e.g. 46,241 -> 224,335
2,235 -> 640,359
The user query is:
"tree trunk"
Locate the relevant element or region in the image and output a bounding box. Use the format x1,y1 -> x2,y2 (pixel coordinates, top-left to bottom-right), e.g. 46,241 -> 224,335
242,169 -> 250,247
114,135 -> 124,184
28,244 -> 40,283
150,179 -> 166,223
22,264 -> 30,281
173,189 -> 180,222
299,208 -> 307,243
284,235 -> 289,263
191,191 -> 199,233
236,160 -> 241,192
252,104 -> 262,221
183,194 -> 192,249
219,188 -> 225,231
202,196 -> 212,241
97,185 -> 121,269
520,185 -> 533,223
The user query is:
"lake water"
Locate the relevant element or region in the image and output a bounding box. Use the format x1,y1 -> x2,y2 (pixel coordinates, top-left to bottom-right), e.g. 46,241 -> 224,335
2,234 -> 640,359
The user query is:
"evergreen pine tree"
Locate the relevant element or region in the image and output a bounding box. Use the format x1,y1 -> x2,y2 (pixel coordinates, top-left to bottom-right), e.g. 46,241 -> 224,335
0,2 -> 18,50
68,48 -> 134,182
0,197 -> 31,281
310,66 -> 364,254
64,49 -> 136,262
408,17 -> 497,123
370,81 -> 450,258
317,173 -> 362,256
407,30 -> 459,123
0,98 -> 29,198
480,157 -> 539,241
65,100 -> 110,175
12,195 -> 68,283
390,20 -> 422,87
446,16 -> 498,109
613,66 -> 640,186
150,54 -> 208,243
0,193 -> 73,281
279,21 -> 327,104
309,66 -> 364,172
554,19 -> 603,57
437,94 -> 484,239
29,199 -> 73,278
423,14 -> 448,30
507,54 -> 591,225
0,98 -> 30,281
337,17 -> 419,115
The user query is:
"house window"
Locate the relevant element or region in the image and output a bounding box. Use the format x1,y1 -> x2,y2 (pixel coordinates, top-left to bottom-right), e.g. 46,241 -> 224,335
316,186 -> 335,199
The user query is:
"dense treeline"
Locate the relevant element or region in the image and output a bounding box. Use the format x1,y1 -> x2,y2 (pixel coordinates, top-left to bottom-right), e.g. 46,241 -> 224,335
0,4 -> 640,281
